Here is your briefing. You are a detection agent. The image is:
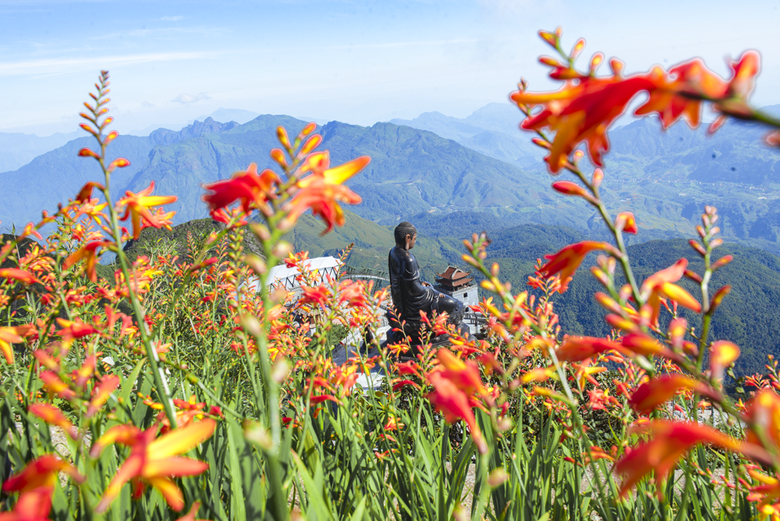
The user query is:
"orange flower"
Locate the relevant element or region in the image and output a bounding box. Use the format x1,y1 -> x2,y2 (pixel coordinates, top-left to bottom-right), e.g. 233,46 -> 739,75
710,340 -> 740,380
87,375 -> 120,418
159,395 -> 211,433
90,419 -> 216,512
336,279 -> 368,309
426,372 -> 487,454
620,333 -> 675,358
117,181 -> 178,239
63,241 -> 110,282
0,326 -> 25,364
202,163 -> 280,215
539,241 -> 618,293
0,268 -> 36,285
572,359 -> 607,388
177,501 -> 210,521
2,455 -> 84,494
554,335 -> 623,362
299,284 -> 331,308
640,259 -> 701,325
29,403 -> 78,439
56,318 -> 99,350
743,390 -> 780,452
726,51 -> 760,98
615,212 -> 638,234
615,421 -> 745,498
288,152 -> 370,233
512,73 -> 659,172
435,348 -> 487,397
0,486 -> 53,521
628,375 -> 717,415
39,371 -> 76,401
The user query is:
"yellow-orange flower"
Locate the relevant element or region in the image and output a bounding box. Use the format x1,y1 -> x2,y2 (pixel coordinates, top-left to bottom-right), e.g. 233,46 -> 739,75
0,326 -> 26,364
288,151 -> 370,233
640,259 -> 701,325
90,419 -> 216,512
2,454 -> 84,494
117,181 -> 178,239
710,340 -> 740,381
29,403 -> 78,439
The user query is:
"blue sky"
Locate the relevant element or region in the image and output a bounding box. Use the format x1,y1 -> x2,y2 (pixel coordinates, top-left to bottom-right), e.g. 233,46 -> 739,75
1,0 -> 779,135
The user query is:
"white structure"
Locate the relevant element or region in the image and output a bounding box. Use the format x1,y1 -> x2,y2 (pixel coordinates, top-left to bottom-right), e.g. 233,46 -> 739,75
266,256 -> 341,291
434,266 -> 478,307
243,256 -> 342,298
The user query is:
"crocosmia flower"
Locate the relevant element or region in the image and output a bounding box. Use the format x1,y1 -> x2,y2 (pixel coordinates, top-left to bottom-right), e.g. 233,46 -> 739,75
90,419 -> 216,512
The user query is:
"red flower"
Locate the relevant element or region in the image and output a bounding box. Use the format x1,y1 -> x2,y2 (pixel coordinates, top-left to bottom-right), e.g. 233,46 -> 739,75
2,455 -> 84,494
539,241 -> 618,293
512,73 -> 659,173
117,181 -> 178,239
56,318 -> 99,350
202,163 -> 280,215
435,348 -> 487,397
0,486 -> 53,521
426,372 -> 487,454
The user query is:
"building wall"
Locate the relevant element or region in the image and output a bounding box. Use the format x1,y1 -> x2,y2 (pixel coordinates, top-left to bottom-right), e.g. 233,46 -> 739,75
451,285 -> 478,307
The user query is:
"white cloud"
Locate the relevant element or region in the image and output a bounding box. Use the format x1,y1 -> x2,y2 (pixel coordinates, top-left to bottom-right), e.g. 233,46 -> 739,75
0,52 -> 216,77
171,92 -> 210,104
141,101 -> 155,108
160,15 -> 184,21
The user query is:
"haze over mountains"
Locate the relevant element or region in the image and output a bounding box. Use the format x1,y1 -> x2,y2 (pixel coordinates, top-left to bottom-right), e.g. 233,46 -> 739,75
2,103 -> 779,252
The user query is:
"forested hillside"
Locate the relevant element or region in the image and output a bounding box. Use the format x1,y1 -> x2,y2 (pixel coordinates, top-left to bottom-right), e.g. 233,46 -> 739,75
121,211 -> 780,376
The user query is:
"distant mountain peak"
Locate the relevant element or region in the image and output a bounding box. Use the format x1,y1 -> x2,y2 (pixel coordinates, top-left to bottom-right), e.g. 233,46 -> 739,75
149,118 -> 240,146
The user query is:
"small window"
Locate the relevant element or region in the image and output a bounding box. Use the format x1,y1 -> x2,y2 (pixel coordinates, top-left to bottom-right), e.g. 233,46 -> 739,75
463,292 -> 468,299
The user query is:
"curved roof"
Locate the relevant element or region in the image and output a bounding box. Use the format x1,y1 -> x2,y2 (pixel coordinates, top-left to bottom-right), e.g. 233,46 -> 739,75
266,256 -> 341,290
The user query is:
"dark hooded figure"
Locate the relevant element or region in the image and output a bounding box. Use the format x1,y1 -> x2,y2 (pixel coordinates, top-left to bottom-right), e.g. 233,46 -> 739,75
387,222 -> 464,340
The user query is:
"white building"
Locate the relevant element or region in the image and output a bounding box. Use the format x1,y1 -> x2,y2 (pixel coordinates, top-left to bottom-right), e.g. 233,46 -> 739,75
433,266 -> 478,307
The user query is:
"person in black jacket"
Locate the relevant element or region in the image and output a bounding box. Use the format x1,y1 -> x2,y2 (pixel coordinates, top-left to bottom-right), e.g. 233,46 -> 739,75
387,222 -> 464,344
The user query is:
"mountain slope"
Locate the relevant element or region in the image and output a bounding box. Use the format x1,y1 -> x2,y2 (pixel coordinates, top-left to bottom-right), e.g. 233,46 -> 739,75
114,116 -> 593,227
0,118 -> 240,230
0,131 -> 83,173
394,103 -> 780,251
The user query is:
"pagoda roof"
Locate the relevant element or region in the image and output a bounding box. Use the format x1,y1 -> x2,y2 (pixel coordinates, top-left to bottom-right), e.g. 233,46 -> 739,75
436,265 -> 471,280
435,265 -> 474,288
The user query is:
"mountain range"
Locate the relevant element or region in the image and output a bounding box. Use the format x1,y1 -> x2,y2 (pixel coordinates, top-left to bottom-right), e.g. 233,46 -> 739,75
2,103 -> 779,252
4,101 -> 779,376
0,113 -> 595,232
